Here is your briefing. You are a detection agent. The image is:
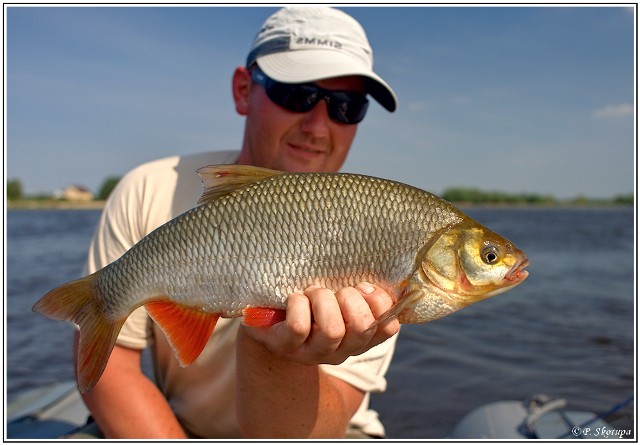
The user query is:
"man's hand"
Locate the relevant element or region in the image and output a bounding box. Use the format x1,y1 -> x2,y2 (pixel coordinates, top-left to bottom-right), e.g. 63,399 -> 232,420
236,282 -> 399,437
241,282 -> 400,365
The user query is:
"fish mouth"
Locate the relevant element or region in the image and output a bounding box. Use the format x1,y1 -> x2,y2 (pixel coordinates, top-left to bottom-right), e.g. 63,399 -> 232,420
505,257 -> 530,282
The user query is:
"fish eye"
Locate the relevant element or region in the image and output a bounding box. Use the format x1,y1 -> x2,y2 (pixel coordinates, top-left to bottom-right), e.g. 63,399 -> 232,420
481,245 -> 501,264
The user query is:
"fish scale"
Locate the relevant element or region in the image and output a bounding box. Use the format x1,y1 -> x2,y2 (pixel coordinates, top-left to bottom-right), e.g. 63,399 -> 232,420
33,164 -> 528,393
101,173 -> 452,318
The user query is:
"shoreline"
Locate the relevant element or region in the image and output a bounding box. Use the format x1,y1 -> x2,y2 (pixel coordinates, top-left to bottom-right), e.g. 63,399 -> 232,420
6,199 -> 632,211
7,200 -> 106,210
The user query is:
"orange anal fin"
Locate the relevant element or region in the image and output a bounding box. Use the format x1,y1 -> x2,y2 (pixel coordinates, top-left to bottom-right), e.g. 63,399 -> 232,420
145,300 -> 219,367
242,307 -> 287,327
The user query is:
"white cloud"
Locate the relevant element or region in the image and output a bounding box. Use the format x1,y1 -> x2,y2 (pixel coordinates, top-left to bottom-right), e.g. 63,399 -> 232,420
592,103 -> 634,119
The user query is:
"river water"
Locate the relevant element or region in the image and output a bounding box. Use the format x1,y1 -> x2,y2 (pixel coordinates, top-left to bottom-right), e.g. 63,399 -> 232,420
5,207 -> 635,438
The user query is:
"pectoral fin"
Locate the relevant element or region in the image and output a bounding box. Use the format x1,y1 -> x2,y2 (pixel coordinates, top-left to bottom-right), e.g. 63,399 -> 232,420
242,307 -> 287,327
365,291 -> 424,332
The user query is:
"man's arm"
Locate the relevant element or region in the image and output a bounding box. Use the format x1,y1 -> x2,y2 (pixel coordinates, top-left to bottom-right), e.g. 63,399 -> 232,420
77,334 -> 188,439
235,283 -> 399,438
76,162 -> 189,438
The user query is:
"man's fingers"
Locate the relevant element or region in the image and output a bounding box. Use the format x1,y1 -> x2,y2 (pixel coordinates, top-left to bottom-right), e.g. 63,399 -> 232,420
304,286 -> 346,352
357,282 -> 401,345
337,285 -> 377,331
241,283 -> 400,366
283,292 -> 312,346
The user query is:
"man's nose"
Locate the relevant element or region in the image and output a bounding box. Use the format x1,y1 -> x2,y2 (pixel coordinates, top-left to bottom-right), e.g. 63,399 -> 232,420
299,99 -> 331,137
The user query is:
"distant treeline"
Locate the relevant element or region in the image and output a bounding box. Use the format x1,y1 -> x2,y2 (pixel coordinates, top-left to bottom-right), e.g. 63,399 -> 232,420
442,187 -> 633,206
7,177 -> 634,207
6,177 -> 120,201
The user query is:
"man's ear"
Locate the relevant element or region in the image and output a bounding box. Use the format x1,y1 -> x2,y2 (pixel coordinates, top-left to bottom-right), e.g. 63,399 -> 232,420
232,66 -> 252,116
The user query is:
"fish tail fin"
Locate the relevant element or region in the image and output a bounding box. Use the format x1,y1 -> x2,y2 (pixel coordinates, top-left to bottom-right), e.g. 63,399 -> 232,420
242,307 -> 287,327
32,273 -> 124,393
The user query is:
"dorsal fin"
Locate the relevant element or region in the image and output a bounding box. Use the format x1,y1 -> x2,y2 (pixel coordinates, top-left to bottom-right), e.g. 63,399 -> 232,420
196,164 -> 284,205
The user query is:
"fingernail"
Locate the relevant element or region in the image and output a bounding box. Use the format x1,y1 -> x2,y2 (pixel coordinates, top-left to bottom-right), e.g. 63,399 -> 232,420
357,282 -> 375,295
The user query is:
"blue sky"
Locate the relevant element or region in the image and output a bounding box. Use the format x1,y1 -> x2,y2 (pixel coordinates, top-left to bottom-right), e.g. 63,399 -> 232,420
6,5 -> 635,199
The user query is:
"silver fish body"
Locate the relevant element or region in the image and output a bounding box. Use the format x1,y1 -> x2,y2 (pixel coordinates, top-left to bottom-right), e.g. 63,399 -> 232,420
98,171 -> 463,319
33,165 -> 528,392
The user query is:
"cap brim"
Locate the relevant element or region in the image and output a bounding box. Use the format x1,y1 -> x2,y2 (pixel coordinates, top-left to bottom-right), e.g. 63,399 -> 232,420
257,50 -> 397,112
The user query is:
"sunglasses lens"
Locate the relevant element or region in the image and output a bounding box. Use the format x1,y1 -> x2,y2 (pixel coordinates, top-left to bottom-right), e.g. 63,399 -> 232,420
271,84 -> 319,113
253,68 -> 368,124
327,92 -> 369,124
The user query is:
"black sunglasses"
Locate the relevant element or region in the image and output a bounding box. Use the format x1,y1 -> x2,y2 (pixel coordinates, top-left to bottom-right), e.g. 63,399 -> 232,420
250,67 -> 369,125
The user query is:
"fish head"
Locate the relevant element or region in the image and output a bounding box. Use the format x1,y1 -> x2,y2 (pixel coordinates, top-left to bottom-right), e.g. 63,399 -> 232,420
389,218 -> 529,325
422,218 -> 529,304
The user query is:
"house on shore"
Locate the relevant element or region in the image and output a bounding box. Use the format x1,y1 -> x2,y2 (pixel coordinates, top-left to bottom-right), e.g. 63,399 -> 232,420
60,185 -> 94,201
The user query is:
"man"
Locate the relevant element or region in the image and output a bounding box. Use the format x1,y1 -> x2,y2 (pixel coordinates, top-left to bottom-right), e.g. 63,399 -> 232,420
78,7 -> 400,438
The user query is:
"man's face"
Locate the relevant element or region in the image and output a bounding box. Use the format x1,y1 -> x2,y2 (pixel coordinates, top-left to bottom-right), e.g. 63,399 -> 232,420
236,69 -> 366,173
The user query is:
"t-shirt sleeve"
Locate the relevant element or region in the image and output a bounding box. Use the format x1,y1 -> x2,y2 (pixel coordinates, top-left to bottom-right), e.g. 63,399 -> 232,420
319,331 -> 398,394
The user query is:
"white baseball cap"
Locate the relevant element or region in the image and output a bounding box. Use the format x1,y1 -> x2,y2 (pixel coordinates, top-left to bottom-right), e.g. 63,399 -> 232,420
246,7 -> 397,112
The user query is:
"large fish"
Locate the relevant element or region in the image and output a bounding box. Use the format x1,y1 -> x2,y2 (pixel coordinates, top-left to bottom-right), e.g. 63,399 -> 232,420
33,165 -> 529,393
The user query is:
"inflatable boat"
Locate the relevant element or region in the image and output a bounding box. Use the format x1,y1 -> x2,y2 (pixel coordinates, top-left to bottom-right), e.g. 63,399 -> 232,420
6,381 -> 633,439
